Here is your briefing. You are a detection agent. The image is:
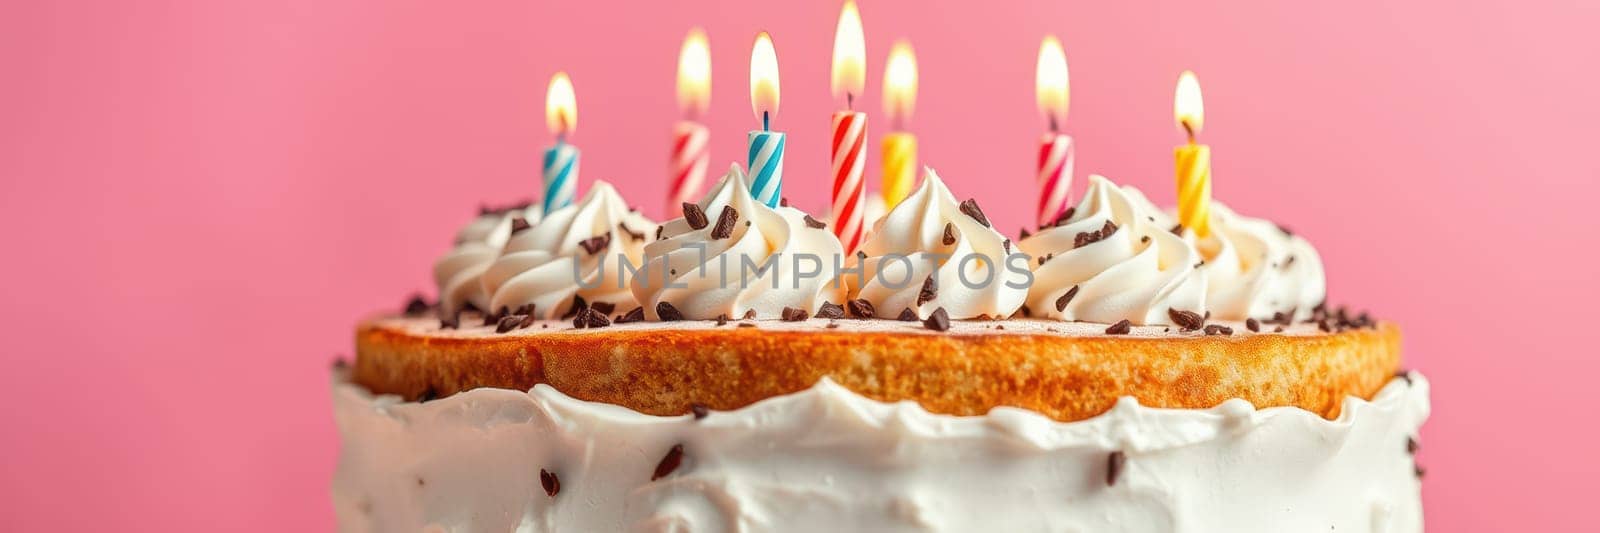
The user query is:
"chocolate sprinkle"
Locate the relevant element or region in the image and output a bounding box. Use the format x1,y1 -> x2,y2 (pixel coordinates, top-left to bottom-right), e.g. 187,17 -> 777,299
942,223 -> 956,245
510,217 -> 532,235
682,202 -> 708,229
655,225 -> 665,240
562,296 -> 588,320
652,444 -> 685,481
923,307 -> 951,331
1105,319 -> 1132,335
781,307 -> 809,321
779,197 -> 790,207
1107,451 -> 1126,486
856,250 -> 868,261
917,275 -> 938,306
1140,235 -> 1151,244
1074,220 -> 1119,248
1407,437 -> 1420,455
590,302 -> 615,315
1055,285 -> 1080,312
958,199 -> 991,227
656,302 -> 684,321
1203,324 -> 1233,336
847,299 -> 875,319
579,308 -> 611,328
804,214 -> 827,229
715,313 -> 728,326
403,294 -> 430,316
579,233 -> 612,255
439,315 -> 459,329
1002,239 -> 1012,255
617,307 -> 645,323
1246,318 -> 1261,332
1168,309 -> 1204,331
737,322 -> 757,328
539,469 -> 560,497
816,301 -> 845,319
897,308 -> 918,321
1414,465 -> 1426,479
710,206 -> 739,239
1169,223 -> 1184,235
1019,227 -> 1033,240
496,315 -> 521,333
690,403 -> 710,420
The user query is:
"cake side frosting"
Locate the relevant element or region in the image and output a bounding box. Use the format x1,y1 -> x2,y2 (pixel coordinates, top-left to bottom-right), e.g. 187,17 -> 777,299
332,372 -> 1428,532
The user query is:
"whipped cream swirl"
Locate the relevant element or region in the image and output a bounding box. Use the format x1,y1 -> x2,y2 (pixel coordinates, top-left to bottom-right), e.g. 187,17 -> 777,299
630,164 -> 845,320
478,181 -> 654,319
848,169 -> 1027,319
1186,202 -> 1326,321
433,202 -> 541,316
1017,175 -> 1207,325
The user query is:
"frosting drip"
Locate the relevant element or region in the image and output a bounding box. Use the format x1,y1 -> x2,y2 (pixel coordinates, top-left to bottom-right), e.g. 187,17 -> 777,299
1017,175 -> 1207,325
433,203 -> 541,316
479,181 -> 654,319
332,373 -> 1429,532
848,169 -> 1027,319
630,164 -> 845,320
1187,202 -> 1327,321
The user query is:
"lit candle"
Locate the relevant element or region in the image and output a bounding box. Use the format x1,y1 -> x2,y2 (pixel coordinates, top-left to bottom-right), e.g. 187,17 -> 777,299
543,72 -> 579,214
881,40 -> 918,211
669,28 -> 712,214
1034,36 -> 1075,227
829,1 -> 868,254
747,32 -> 785,208
1173,70 -> 1212,237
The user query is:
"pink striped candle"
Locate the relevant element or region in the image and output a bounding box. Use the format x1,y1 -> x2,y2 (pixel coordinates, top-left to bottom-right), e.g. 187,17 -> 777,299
1037,133 -> 1075,225
830,110 -> 867,254
829,1 -> 868,254
1034,36 -> 1074,226
669,121 -> 709,212
672,28 -> 712,213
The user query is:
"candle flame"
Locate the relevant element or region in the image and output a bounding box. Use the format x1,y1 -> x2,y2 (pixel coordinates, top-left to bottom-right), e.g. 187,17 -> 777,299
830,0 -> 866,103
546,72 -> 577,136
1035,35 -> 1069,129
750,32 -> 781,123
1174,70 -> 1204,139
676,28 -> 711,117
883,40 -> 917,125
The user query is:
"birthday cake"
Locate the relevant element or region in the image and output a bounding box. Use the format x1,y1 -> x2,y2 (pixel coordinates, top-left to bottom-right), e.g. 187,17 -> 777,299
332,162 -> 1428,532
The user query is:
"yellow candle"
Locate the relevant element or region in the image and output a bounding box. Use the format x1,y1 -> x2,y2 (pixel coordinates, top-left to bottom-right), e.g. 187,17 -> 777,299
1173,70 -> 1211,237
881,40 -> 918,209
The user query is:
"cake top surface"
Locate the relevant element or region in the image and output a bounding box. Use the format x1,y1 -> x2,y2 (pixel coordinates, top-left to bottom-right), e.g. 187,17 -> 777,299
413,165 -> 1355,335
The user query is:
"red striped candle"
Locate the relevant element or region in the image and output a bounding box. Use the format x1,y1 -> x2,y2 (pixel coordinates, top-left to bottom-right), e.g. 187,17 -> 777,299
669,121 -> 709,212
830,110 -> 868,254
1037,133 -> 1075,225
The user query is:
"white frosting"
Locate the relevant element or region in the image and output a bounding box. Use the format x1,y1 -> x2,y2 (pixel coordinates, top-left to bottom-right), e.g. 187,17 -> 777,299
433,203 -> 541,316
480,181 -> 654,319
332,373 -> 1429,532
1187,202 -> 1327,321
848,169 -> 1028,320
1017,175 -> 1208,325
630,164 -> 846,320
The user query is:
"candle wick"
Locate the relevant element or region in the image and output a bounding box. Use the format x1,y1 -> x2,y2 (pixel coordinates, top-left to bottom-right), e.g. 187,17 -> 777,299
1182,121 -> 1195,144
763,111 -> 770,132
557,132 -> 567,145
847,93 -> 854,110
1048,115 -> 1059,133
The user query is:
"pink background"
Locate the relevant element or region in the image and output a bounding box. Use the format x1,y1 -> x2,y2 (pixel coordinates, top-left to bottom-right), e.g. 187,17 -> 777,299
3,0 -> 1596,530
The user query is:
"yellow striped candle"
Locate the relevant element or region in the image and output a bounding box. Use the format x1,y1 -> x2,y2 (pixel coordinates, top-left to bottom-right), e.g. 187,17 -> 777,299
880,40 -> 918,210
1173,70 -> 1211,237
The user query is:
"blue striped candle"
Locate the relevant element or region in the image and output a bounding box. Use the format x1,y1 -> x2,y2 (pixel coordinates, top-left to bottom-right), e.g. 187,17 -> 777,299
542,142 -> 579,214
746,130 -> 785,207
